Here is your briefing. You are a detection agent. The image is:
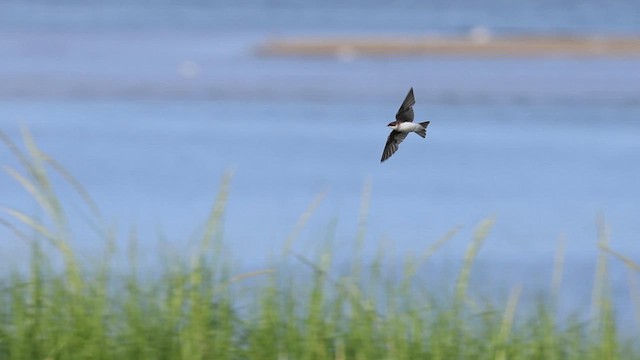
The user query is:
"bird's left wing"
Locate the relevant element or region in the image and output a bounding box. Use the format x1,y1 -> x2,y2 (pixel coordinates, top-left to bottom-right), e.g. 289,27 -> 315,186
395,87 -> 415,123
381,130 -> 408,162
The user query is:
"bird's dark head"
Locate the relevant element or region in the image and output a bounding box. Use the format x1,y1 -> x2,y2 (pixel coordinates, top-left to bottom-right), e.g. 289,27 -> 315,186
387,121 -> 398,128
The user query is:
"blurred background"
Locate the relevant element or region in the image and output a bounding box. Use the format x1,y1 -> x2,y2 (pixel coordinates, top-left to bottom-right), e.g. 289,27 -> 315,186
1,0 -> 639,325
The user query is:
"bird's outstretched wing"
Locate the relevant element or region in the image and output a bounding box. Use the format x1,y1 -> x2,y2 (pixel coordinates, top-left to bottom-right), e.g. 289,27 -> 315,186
381,130 -> 409,162
395,87 -> 415,123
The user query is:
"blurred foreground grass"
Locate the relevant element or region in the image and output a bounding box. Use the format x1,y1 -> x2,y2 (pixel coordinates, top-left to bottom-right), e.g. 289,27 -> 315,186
0,128 -> 639,359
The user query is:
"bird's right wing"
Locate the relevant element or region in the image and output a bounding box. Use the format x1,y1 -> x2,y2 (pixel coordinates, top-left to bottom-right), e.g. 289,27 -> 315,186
381,130 -> 408,162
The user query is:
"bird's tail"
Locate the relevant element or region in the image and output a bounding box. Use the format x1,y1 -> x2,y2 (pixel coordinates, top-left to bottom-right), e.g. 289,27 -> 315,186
416,121 -> 430,138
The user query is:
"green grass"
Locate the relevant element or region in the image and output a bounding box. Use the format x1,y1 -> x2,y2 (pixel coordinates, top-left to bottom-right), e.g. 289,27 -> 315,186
0,128 -> 639,359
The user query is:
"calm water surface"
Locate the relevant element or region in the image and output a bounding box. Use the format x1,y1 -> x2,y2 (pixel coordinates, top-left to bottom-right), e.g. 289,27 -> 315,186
2,99 -> 639,261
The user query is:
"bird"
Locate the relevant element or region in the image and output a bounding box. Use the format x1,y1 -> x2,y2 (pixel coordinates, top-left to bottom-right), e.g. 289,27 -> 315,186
380,87 -> 430,162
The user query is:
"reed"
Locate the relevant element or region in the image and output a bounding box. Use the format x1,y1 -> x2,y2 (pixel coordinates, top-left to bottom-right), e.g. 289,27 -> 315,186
0,129 -> 638,359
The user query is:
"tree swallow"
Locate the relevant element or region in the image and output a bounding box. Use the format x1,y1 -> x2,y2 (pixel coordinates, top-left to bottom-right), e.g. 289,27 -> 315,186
380,87 -> 430,162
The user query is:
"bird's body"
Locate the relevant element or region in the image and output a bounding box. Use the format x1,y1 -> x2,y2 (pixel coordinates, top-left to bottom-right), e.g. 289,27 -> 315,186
380,87 -> 430,162
390,121 -> 424,133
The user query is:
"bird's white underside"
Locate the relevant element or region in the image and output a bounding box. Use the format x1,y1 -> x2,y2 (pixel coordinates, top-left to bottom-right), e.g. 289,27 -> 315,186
388,122 -> 424,132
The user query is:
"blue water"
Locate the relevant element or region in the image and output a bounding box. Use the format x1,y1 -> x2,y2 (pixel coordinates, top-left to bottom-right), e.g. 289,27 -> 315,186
1,1 -> 640,329
2,1 -> 640,34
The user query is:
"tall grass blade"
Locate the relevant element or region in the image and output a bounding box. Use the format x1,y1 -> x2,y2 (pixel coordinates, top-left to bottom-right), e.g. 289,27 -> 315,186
282,190 -> 326,254
0,130 -> 32,176
405,225 -> 462,281
20,126 -> 67,228
199,169 -> 234,254
599,243 -> 640,272
494,283 -> 523,360
455,218 -> 495,304
591,215 -> 611,319
41,152 -> 102,219
0,217 -> 31,243
3,207 -> 56,243
600,242 -> 640,334
3,165 -> 54,218
591,215 -> 618,358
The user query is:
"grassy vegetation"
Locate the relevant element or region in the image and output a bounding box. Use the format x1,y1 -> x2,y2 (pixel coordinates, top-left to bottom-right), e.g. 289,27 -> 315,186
0,128 -> 639,359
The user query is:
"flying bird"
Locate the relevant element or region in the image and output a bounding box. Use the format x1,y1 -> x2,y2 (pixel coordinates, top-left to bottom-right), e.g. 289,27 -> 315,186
380,87 -> 430,162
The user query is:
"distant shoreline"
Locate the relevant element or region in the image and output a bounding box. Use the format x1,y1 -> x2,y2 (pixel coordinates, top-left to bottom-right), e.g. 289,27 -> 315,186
258,35 -> 640,57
